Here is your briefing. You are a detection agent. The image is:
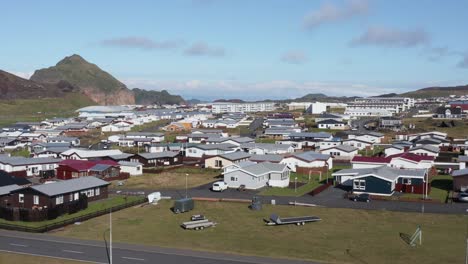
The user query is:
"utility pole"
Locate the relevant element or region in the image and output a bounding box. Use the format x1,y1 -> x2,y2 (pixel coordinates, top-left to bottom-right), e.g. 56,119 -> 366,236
185,174 -> 189,198
110,208 -> 112,264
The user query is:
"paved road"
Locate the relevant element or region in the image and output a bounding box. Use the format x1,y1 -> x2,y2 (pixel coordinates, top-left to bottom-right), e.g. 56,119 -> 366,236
113,183 -> 468,215
0,230 -> 317,264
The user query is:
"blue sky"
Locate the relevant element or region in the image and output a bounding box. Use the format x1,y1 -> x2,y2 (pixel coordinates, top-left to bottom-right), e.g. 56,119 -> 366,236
2,0 -> 468,100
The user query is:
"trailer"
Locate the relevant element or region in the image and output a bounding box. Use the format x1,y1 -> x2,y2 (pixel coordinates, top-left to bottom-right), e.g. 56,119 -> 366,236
264,214 -> 321,226
181,219 -> 217,230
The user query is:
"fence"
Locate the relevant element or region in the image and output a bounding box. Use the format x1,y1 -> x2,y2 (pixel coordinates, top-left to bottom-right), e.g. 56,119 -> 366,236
308,182 -> 333,196
104,172 -> 130,182
0,197 -> 147,233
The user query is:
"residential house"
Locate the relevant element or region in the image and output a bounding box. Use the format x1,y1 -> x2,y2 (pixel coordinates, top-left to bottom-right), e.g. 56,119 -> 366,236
316,119 -> 348,130
204,152 -> 251,169
347,132 -> 384,144
319,145 -> 359,160
342,138 -> 373,150
332,166 -> 428,196
223,162 -> 290,189
0,157 -> 61,177
379,117 -> 402,129
351,153 -> 434,170
205,137 -> 255,146
315,113 -> 344,123
408,145 -> 440,157
459,155 -> 468,169
384,145 -> 406,157
281,151 -> 332,172
249,154 -> 284,163
46,137 -> 80,146
118,161 -> 143,176
452,169 -> 468,191
185,144 -> 238,158
435,106 -> 464,119
60,149 -> 123,160
56,160 -> 120,180
101,121 -> 133,132
240,143 -> 294,155
132,152 -> 182,167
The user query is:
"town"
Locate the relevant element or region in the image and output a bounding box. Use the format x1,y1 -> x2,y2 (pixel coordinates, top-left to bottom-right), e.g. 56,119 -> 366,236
0,92 -> 467,263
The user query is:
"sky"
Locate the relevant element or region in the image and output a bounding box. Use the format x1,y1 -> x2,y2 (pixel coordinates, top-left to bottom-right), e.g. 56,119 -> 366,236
2,0 -> 468,101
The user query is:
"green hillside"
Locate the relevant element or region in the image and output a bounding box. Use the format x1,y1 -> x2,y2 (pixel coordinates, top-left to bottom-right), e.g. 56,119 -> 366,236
400,85 -> 468,98
133,88 -> 185,105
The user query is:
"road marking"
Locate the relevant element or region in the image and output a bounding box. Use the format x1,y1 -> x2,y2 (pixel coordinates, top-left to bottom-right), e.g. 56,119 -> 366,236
122,256 -> 145,261
9,243 -> 28,247
62,249 -> 84,254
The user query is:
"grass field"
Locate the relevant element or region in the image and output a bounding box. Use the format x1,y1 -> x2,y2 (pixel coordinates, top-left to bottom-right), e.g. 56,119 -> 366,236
0,93 -> 92,127
259,172 -> 333,197
0,252 -> 85,264
402,175 -> 452,203
402,117 -> 468,138
0,196 -> 142,228
54,200 -> 466,264
112,168 -> 221,190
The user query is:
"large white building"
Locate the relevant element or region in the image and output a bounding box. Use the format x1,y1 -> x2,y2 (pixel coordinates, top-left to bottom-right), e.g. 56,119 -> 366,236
211,102 -> 275,113
345,97 -> 414,117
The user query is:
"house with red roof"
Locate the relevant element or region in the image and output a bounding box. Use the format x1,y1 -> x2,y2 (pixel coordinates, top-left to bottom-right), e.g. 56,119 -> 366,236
352,153 -> 434,170
56,160 -> 121,180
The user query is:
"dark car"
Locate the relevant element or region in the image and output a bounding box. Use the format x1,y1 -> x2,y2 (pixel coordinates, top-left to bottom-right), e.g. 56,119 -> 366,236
350,193 -> 371,202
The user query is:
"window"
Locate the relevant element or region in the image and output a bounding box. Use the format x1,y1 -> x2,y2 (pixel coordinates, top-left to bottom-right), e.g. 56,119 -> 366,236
354,179 -> 366,190
403,178 -> 412,185
33,195 -> 39,205
70,193 -> 74,201
74,192 -> 79,200
19,194 -> 24,203
215,160 -> 223,168
56,195 -> 64,204
95,188 -> 100,196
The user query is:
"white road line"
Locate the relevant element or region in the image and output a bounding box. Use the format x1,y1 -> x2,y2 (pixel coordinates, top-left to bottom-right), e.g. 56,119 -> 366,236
122,256 -> 145,261
9,243 -> 28,247
62,249 -> 84,254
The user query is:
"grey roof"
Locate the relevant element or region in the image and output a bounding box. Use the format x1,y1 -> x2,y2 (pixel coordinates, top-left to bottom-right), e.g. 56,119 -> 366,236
191,143 -> 237,151
107,153 -> 135,160
316,119 -> 345,125
386,145 -> 404,150
47,137 -> 78,142
249,154 -> 284,163
0,184 -> 23,196
410,145 -> 440,153
239,162 -> 288,176
138,152 -> 179,159
0,157 -> 61,166
264,128 -> 298,135
240,143 -> 292,151
318,113 -> 341,119
90,164 -> 113,172
31,177 -> 109,196
322,145 -> 358,152
127,132 -> 164,137
219,152 -> 251,161
459,156 -> 468,162
289,151 -> 330,162
118,161 -> 142,167
34,147 -> 70,154
333,166 -> 426,182
206,137 -> 254,144
453,169 -> 468,177
288,132 -> 332,139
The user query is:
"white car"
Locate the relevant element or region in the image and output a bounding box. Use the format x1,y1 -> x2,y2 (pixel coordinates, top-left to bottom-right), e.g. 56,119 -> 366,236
212,181 -> 228,192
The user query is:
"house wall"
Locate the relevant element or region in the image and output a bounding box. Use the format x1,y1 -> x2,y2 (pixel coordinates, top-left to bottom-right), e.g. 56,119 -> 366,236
408,149 -> 438,157
205,157 -> 237,169
453,175 -> 468,191
342,140 -> 372,150
352,162 -> 386,169
120,165 -> 143,176
353,176 -> 393,195
268,171 -> 290,187
385,148 -> 404,157
280,157 -> 330,172
223,170 -> 267,189
390,159 -> 433,170
320,148 -> 358,159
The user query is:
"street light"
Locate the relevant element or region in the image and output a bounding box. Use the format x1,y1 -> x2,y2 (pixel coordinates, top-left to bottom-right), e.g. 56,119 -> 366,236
294,177 -> 297,193
103,209 -> 113,264
185,173 -> 189,198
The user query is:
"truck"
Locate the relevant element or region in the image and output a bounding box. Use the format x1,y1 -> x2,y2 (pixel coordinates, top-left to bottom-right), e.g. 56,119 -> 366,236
264,214 -> 321,226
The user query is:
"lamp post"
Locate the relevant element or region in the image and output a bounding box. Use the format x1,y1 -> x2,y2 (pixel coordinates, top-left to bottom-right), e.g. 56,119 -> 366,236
294,177 -> 297,193
103,209 -> 113,264
185,173 -> 189,198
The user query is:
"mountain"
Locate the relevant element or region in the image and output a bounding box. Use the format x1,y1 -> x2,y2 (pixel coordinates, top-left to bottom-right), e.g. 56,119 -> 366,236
133,88 -> 185,105
295,93 -> 328,101
30,54 -> 135,105
400,85 -> 468,98
0,69 -> 79,100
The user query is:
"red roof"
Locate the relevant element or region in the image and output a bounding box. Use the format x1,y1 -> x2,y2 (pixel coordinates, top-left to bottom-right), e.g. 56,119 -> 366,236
450,104 -> 468,111
59,160 -> 119,171
351,156 -> 391,163
387,153 -> 434,162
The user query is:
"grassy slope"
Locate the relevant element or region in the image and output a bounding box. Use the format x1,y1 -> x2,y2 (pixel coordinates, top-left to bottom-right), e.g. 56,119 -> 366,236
403,117 -> 468,138
0,93 -> 93,127
55,200 -> 466,264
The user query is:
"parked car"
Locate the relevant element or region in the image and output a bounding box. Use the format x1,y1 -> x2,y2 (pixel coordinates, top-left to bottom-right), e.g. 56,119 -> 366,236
458,192 -> 468,202
350,193 -> 371,202
212,181 -> 228,192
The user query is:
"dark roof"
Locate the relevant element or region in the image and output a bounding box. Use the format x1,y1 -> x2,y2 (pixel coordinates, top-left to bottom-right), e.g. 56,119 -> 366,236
436,106 -> 462,115
0,171 -> 31,187
316,119 -> 345,125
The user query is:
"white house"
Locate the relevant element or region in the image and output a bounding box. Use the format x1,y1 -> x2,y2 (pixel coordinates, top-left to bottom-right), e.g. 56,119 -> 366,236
223,162 -> 290,189
342,139 -> 373,150
204,152 -> 251,169
319,145 -> 358,160
348,132 -> 384,144
240,143 -> 295,155
459,155 -> 468,169
280,151 -> 332,172
0,157 -> 61,177
118,161 -> 143,176
384,145 -> 405,157
408,145 -> 440,157
101,121 -> 133,132
316,119 -> 348,130
351,153 -> 434,170
185,144 -> 238,158
60,149 -> 124,160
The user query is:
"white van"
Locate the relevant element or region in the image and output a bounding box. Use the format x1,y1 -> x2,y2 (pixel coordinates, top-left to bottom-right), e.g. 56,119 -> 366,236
212,181 -> 228,192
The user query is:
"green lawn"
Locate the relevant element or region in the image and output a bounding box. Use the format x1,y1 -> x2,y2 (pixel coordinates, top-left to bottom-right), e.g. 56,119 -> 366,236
0,252 -> 85,264
54,200 -> 467,264
0,195 -> 143,228
255,138 -> 277,143
259,171 -> 333,197
401,175 -> 452,203
402,117 -> 468,138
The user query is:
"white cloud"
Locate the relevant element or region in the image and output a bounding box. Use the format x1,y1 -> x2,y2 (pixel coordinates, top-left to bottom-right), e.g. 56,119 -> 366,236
303,0 -> 369,29
100,37 -> 183,50
351,26 -> 430,47
281,51 -> 309,64
184,42 -> 226,57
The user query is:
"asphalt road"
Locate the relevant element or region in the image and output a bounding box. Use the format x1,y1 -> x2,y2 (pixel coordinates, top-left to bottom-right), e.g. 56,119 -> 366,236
113,182 -> 468,215
0,230 -> 317,264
